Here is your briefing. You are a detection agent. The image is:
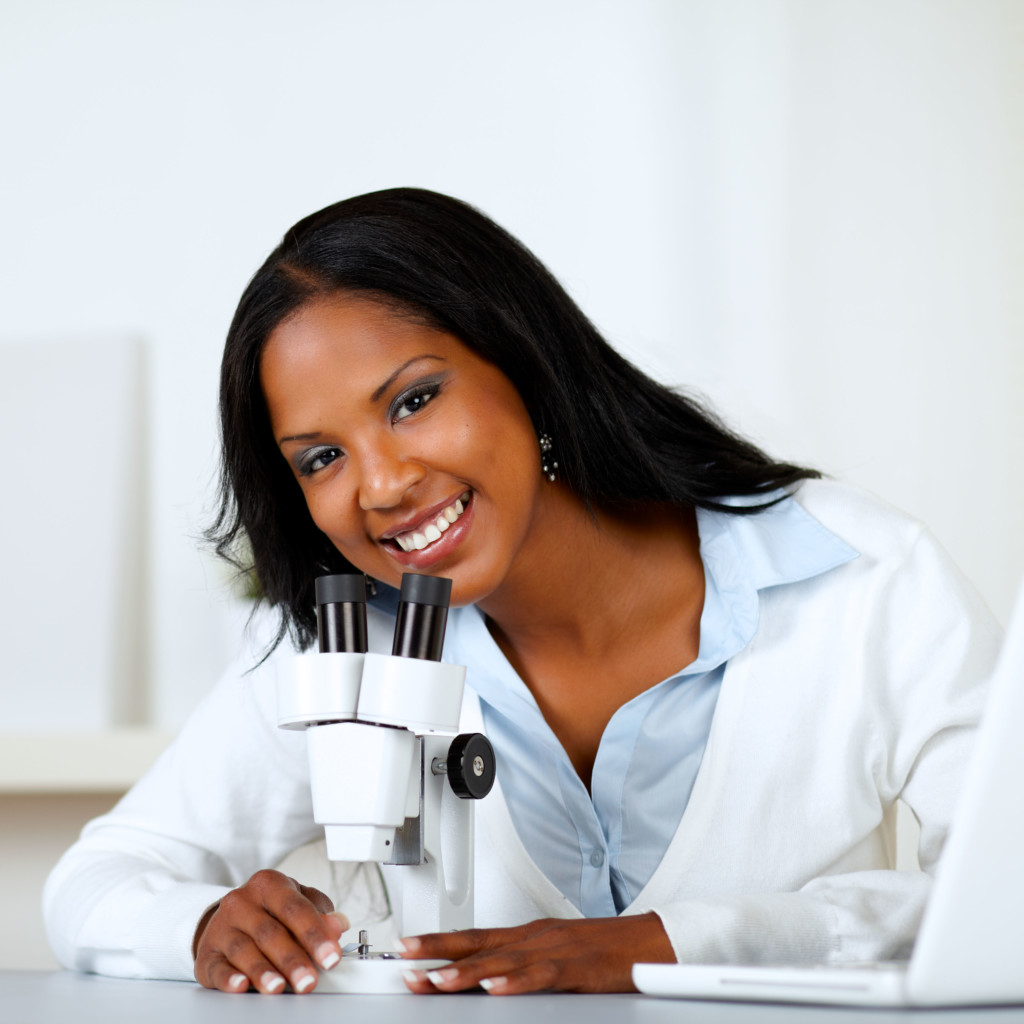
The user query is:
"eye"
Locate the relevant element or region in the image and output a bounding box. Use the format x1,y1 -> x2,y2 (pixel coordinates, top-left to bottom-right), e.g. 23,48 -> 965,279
297,445 -> 343,477
392,381 -> 441,422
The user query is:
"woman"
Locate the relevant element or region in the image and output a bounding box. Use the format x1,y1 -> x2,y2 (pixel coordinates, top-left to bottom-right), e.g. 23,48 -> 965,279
44,188 -> 1001,996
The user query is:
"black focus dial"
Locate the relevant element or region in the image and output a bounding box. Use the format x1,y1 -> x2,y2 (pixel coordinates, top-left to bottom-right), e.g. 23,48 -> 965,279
444,733 -> 496,800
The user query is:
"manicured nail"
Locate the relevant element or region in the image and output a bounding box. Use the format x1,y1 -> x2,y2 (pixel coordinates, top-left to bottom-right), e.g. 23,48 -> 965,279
403,970 -> 425,986
328,910 -> 350,930
398,936 -> 421,955
317,944 -> 340,970
480,976 -> 507,992
228,973 -> 248,990
427,968 -> 458,986
292,970 -> 316,993
261,971 -> 285,993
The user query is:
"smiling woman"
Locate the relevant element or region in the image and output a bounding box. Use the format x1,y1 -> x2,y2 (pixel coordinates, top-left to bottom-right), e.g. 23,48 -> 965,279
43,188 -> 1002,997
258,296 -> 544,607
208,188 -> 815,657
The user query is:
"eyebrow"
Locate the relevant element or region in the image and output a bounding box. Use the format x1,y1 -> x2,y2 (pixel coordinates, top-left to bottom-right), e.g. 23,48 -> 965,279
371,354 -> 445,403
279,431 -> 322,444
277,354 -> 445,446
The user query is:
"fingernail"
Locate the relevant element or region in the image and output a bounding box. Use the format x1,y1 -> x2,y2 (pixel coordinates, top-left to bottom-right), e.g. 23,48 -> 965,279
228,973 -> 248,990
317,944 -> 340,970
261,971 -> 285,993
398,936 -> 421,954
480,976 -> 507,992
292,970 -> 316,993
403,970 -> 424,986
427,968 -> 458,986
328,910 -> 350,930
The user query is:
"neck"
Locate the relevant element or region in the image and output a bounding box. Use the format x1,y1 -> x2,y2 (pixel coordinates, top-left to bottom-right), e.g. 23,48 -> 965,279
476,485 -> 704,661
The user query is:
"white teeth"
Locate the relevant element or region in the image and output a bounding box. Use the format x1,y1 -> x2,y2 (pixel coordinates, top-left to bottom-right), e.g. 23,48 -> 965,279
392,493 -> 470,553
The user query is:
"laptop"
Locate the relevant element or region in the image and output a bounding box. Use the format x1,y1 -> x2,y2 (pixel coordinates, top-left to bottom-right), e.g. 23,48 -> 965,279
633,578 -> 1024,1007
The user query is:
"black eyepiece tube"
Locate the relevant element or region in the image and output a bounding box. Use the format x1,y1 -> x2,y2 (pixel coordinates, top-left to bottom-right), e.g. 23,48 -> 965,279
392,574 -> 452,661
315,574 -> 368,654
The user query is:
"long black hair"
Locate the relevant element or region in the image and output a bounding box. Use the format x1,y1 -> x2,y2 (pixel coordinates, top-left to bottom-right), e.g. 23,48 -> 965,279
207,187 -> 818,652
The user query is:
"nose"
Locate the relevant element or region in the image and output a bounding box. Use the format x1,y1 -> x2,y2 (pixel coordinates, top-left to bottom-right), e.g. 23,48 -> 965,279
355,439 -> 426,511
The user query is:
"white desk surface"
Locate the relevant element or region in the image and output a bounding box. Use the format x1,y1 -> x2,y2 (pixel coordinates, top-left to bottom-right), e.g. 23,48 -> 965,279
4,971 -> 1024,1024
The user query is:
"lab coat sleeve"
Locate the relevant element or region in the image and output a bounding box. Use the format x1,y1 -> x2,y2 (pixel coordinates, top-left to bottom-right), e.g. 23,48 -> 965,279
646,870 -> 931,965
642,523 -> 1001,965
43,649 -> 322,981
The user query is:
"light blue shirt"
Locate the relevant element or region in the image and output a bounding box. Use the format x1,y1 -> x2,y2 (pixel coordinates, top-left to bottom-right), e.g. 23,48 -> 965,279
443,495 -> 858,917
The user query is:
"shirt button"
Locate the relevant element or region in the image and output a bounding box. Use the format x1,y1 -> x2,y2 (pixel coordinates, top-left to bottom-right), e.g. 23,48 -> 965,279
589,850 -> 605,868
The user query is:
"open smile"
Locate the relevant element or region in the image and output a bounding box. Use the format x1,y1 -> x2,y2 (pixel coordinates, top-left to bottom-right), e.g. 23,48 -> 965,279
382,490 -> 473,568
391,490 -> 470,552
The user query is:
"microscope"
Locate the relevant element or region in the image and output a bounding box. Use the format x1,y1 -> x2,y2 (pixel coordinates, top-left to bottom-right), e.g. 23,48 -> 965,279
277,572 -> 496,993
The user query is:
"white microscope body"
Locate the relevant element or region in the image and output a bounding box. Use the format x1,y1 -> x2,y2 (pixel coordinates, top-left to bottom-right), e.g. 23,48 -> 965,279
276,572 -> 495,993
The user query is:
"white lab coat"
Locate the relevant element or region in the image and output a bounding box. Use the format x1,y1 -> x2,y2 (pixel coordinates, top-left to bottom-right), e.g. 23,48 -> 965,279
43,480 -> 1002,981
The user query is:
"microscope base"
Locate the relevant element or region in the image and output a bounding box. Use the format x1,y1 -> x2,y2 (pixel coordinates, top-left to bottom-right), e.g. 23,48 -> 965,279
314,954 -> 451,994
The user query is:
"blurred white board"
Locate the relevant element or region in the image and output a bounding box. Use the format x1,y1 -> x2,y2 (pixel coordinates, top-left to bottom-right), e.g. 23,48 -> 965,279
0,336 -> 145,730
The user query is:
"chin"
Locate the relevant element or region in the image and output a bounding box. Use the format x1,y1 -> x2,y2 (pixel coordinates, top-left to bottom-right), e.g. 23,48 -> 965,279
447,568 -> 507,610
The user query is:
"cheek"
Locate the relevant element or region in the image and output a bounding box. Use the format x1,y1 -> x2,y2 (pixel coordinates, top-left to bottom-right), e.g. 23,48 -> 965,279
303,487 -> 358,546
448,413 -> 537,495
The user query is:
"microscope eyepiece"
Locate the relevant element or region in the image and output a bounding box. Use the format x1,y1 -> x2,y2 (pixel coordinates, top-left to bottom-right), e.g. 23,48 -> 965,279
315,573 -> 369,654
315,574 -> 368,606
393,573 -> 452,661
398,573 -> 452,607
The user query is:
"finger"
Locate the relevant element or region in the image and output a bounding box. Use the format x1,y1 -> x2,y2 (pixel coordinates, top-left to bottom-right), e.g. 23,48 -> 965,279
245,910 -> 326,992
402,968 -> 444,994
398,921 -> 593,995
406,960 -> 514,994
207,928 -> 294,994
407,947 -> 538,994
195,951 -> 251,993
324,910 -> 349,940
400,962 -> 521,996
420,950 -> 588,995
262,881 -> 343,972
297,881 -> 335,916
399,924 -> 535,960
443,915 -> 667,994
223,870 -> 339,963
198,895 -> 318,995
477,963 -> 562,996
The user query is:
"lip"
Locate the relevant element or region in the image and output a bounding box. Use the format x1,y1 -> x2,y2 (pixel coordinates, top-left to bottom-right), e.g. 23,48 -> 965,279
379,490 -> 469,542
380,491 -> 474,570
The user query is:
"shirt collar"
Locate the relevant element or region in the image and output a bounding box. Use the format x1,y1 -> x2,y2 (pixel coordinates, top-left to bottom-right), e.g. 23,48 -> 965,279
446,489 -> 859,712
692,490 -> 858,671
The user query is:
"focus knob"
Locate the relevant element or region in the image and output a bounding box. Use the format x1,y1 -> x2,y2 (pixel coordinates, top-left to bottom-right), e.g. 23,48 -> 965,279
444,733 -> 496,800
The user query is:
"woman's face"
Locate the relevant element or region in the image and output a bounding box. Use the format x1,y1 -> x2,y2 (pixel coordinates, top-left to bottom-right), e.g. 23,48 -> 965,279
260,295 -> 546,606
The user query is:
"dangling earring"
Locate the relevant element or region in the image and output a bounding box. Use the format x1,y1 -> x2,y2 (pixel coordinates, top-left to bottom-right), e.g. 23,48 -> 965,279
539,433 -> 558,482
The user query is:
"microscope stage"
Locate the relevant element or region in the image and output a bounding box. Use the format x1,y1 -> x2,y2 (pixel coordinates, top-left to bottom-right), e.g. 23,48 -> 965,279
314,953 -> 451,995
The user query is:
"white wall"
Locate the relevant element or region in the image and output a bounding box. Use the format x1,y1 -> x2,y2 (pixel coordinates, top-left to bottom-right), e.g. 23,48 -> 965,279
0,795 -> 119,970
0,0 -> 1018,716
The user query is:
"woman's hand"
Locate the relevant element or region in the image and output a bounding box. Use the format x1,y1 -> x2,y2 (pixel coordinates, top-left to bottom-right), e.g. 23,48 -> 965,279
399,912 -> 674,995
193,869 -> 348,994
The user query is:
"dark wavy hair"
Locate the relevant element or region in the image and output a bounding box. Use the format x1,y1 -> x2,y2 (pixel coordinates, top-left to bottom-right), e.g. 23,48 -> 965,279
207,187 -> 818,652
